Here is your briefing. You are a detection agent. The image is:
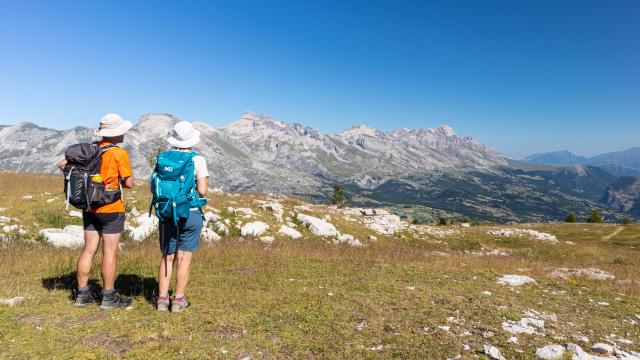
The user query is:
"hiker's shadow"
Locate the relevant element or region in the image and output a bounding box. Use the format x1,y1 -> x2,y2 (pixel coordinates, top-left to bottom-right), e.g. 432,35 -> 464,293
41,272 -> 158,304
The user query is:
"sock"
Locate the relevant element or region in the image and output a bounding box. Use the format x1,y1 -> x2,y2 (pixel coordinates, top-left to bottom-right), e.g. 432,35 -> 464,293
103,288 -> 116,297
78,286 -> 90,293
174,293 -> 184,301
158,293 -> 169,300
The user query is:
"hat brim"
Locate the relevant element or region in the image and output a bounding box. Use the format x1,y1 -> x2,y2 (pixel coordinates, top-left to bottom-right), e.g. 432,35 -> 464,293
94,120 -> 133,137
167,131 -> 201,148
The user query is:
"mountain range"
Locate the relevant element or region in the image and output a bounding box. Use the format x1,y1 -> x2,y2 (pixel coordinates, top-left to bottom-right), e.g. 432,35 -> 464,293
526,148 -> 640,177
0,112 -> 636,222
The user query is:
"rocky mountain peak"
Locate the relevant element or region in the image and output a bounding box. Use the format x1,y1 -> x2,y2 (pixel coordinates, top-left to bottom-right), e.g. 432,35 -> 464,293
336,124 -> 381,138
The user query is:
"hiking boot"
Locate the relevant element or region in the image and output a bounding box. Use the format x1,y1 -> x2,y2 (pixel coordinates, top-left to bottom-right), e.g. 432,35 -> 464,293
171,297 -> 189,313
74,289 -> 97,308
156,297 -> 170,312
100,291 -> 132,310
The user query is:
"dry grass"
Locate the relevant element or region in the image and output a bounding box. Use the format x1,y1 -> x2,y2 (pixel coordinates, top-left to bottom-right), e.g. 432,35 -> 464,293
0,173 -> 638,359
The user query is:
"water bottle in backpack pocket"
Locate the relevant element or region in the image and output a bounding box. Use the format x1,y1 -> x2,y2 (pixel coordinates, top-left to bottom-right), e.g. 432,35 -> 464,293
149,150 -> 207,225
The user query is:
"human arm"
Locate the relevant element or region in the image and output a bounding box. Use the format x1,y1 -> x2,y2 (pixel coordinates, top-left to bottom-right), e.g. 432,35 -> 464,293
193,156 -> 209,197
117,150 -> 134,189
57,159 -> 67,172
121,176 -> 134,189
197,177 -> 208,197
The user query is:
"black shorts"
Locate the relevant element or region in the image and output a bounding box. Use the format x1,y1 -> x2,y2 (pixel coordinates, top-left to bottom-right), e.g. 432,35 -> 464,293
82,212 -> 125,234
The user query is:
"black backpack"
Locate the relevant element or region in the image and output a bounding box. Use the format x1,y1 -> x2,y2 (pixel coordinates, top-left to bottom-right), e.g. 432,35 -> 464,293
63,143 -> 122,210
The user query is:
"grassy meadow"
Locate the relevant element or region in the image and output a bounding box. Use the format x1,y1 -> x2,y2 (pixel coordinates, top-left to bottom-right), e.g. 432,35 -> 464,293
0,173 -> 638,359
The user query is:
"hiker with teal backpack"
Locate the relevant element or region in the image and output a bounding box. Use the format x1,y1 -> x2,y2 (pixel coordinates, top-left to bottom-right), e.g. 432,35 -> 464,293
149,121 -> 209,313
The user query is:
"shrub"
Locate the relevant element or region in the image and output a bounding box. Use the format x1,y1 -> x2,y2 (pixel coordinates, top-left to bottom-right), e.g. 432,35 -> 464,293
438,217 -> 447,226
623,216 -> 633,225
328,184 -> 348,208
587,210 -> 603,223
565,212 -> 577,223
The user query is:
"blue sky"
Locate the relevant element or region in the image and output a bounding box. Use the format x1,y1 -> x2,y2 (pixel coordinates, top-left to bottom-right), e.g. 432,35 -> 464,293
0,0 -> 638,158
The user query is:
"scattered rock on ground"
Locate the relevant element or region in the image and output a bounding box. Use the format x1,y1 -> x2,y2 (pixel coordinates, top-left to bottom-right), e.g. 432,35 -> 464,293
551,268 -> 615,281
296,213 -> 337,236
40,225 -> 85,248
536,345 -> 565,360
592,343 -> 614,356
201,228 -> 221,243
0,296 -> 26,306
128,214 -> 158,241
68,210 -> 83,218
483,345 -> 506,360
240,221 -> 269,236
277,225 -> 301,239
488,228 -> 558,242
497,275 -> 536,287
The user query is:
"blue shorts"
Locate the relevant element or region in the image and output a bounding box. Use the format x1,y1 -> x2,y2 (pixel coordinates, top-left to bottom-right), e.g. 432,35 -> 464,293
159,210 -> 203,254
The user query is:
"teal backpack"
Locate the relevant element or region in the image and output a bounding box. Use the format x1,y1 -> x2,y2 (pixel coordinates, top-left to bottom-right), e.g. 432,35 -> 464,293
149,150 -> 207,226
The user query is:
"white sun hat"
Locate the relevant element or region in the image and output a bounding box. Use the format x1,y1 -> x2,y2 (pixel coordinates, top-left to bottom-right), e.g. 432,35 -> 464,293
94,113 -> 133,137
167,121 -> 201,148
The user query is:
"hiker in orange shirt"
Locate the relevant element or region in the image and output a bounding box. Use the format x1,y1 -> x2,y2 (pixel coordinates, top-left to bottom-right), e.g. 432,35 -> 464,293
57,114 -> 135,309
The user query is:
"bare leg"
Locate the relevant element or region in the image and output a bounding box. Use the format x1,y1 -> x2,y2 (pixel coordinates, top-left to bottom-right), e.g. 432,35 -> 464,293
175,250 -> 193,295
77,230 -> 101,287
158,253 -> 176,295
101,233 -> 121,289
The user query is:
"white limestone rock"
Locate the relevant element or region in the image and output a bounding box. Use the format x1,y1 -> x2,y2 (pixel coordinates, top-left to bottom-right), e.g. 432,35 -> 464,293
278,225 -> 302,239
296,213 -> 337,236
550,268 -> 615,281
40,225 -> 85,248
240,221 -> 269,236
483,345 -> 506,360
536,345 -> 565,360
592,343 -> 614,356
128,214 -> 158,241
0,296 -> 26,306
68,210 -> 83,218
498,274 -> 536,287
202,228 -> 221,243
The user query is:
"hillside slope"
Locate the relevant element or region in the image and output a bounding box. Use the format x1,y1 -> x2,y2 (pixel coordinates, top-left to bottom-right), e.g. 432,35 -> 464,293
0,173 -> 639,359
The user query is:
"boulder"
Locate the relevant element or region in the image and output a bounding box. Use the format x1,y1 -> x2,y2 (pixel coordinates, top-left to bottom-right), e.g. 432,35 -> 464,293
204,211 -> 221,224
2,224 -> 20,232
497,275 -> 536,287
592,343 -> 614,356
483,345 -> 506,360
234,208 -> 256,216
278,225 -> 302,239
22,195 -> 33,200
0,296 -> 26,306
551,268 -> 615,281
536,345 -> 565,360
296,213 -> 337,236
68,210 -> 83,218
129,214 -> 158,241
201,228 -> 221,243
240,221 -> 269,236
336,234 -> 354,243
0,216 -> 10,223
40,225 -> 85,248
213,221 -> 230,236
